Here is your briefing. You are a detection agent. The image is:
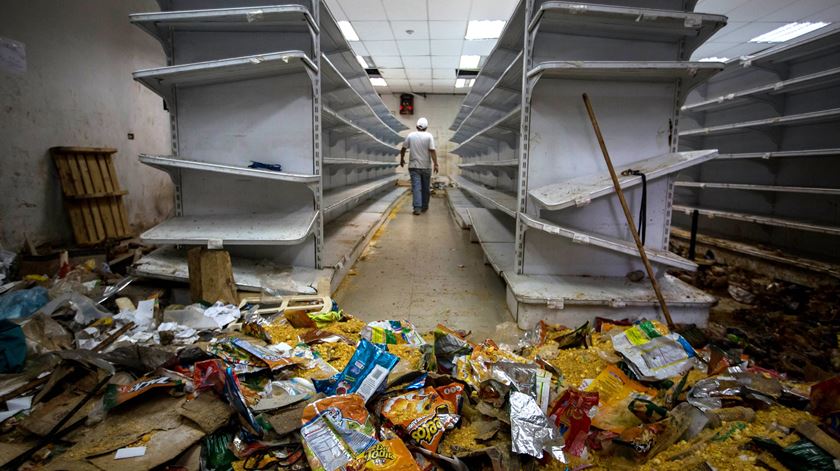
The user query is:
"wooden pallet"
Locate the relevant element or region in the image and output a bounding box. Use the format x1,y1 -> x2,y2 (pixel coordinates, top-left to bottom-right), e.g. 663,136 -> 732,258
51,146 -> 131,246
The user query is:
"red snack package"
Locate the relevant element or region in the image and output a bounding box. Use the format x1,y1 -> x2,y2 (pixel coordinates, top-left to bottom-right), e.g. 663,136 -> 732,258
547,388 -> 599,457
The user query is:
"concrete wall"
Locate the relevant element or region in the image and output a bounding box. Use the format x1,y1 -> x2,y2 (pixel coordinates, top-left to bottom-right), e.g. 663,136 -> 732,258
381,93 -> 464,178
0,0 -> 173,250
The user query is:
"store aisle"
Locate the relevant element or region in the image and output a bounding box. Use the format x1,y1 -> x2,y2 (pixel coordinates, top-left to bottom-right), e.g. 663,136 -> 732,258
333,189 -> 515,340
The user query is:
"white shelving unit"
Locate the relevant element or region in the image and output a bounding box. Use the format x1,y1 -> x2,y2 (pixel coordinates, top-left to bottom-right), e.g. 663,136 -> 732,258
677,27 -> 840,265
448,0 -> 724,328
130,0 -> 407,292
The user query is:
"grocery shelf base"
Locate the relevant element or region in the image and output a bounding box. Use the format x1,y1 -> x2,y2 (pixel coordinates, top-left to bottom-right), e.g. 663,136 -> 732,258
468,208 -> 516,275
446,188 -> 482,230
504,273 -> 715,330
325,186 -> 408,293
131,246 -> 332,294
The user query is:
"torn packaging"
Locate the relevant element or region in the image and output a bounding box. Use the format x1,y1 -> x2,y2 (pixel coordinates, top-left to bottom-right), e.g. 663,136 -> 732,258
509,391 -> 563,461
300,394 -> 378,471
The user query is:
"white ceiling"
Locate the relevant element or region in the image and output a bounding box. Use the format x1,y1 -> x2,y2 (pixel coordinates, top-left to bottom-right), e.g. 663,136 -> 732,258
325,0 -> 840,95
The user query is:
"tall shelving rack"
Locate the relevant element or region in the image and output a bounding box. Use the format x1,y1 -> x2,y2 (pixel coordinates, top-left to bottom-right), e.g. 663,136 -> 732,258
449,0 -> 727,328
675,28 -> 840,276
129,1 -> 407,293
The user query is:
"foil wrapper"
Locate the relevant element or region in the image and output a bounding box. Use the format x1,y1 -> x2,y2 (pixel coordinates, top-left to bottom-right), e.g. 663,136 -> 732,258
510,391 -> 563,460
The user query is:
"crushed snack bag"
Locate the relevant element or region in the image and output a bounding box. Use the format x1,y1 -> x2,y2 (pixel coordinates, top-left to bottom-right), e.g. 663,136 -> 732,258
103,375 -> 183,410
301,394 -> 378,471
381,385 -> 462,453
362,320 -> 426,347
347,438 -> 421,471
547,388 -> 599,457
321,339 -> 399,402
231,337 -> 301,372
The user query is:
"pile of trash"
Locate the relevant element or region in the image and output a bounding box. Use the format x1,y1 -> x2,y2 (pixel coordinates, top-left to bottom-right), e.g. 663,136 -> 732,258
1,257 -> 839,470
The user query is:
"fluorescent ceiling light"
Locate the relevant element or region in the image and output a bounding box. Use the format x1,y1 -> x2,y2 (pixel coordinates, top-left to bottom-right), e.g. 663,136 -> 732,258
455,78 -> 475,88
370,77 -> 388,87
749,22 -> 829,43
465,20 -> 506,40
356,55 -> 369,69
337,21 -> 360,41
459,55 -> 480,69
697,56 -> 728,62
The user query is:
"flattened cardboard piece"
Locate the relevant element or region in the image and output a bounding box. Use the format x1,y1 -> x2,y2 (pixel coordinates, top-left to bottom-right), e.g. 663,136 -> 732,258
87,422 -> 204,471
20,390 -> 97,437
267,393 -> 325,436
178,393 -> 233,434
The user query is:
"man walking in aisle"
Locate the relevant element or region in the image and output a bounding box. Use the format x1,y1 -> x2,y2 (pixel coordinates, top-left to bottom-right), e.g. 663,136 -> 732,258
400,117 -> 439,215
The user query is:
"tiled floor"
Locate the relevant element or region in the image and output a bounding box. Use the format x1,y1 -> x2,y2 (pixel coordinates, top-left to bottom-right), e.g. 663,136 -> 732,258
333,190 -> 515,340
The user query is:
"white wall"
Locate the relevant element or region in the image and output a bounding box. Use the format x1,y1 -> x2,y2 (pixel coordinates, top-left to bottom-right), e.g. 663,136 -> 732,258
381,93 -> 464,177
0,0 -> 173,250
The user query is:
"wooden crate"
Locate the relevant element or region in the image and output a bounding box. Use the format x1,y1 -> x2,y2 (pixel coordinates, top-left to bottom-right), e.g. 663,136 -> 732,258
51,147 -> 131,246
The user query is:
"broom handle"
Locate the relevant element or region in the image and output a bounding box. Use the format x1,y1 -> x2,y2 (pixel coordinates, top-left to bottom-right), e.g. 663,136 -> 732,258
582,93 -> 676,330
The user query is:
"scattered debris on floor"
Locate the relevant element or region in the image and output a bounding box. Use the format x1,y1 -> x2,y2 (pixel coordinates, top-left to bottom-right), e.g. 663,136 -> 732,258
0,250 -> 838,471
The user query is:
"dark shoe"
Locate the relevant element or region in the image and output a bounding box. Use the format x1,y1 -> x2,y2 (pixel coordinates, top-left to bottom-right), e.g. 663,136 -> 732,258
413,210 -> 421,215
421,207 -> 428,213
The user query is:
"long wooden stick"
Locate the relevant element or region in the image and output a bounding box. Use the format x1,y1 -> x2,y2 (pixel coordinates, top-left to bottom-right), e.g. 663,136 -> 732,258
581,93 -> 676,329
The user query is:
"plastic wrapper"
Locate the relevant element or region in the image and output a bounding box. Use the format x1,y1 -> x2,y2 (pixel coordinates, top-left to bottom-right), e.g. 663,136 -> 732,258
509,391 -> 563,460
433,325 -> 473,374
242,310 -> 285,343
300,394 -> 378,471
688,373 -> 781,411
209,338 -> 272,374
224,366 -> 263,436
231,337 -> 301,372
549,321 -> 590,349
320,339 -> 399,402
547,388 -> 599,457
347,438 -> 422,471
201,430 -> 239,471
362,320 -> 426,347
291,344 -> 341,380
750,437 -> 837,471
614,403 -> 698,461
0,286 -> 49,320
586,364 -> 658,433
381,384 -> 463,453
193,359 -> 227,395
611,320 -> 698,381
102,375 -> 183,410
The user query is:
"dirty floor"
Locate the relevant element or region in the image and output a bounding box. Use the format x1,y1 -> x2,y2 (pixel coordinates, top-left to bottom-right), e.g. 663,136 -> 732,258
334,190 -> 515,340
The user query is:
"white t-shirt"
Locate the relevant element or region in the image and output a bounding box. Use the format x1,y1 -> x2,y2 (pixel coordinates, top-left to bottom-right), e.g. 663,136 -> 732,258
403,131 -> 436,169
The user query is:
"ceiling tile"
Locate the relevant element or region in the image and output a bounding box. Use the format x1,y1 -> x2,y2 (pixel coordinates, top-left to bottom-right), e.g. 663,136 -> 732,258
428,0 -> 470,20
349,41 -> 369,55
397,40 -> 431,55
371,55 -> 404,67
430,39 -> 463,55
718,42 -> 774,58
710,21 -> 787,42
391,21 -> 430,40
364,40 -> 400,55
432,79 -> 454,87
354,21 -> 394,40
384,1 -> 426,20
402,56 -> 432,68
694,0 -> 751,14
761,0 -> 840,21
429,21 -> 467,39
387,79 -> 412,91
336,0 -> 388,20
431,55 -> 460,68
468,0 -> 517,20
433,68 -> 456,79
726,0 -> 790,22
690,43 -> 737,59
808,5 -> 840,21
410,81 -> 434,92
380,68 -> 407,79
405,68 -> 432,78
462,39 -> 495,55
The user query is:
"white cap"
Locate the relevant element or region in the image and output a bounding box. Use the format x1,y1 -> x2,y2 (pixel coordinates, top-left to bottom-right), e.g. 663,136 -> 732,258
416,117 -> 429,130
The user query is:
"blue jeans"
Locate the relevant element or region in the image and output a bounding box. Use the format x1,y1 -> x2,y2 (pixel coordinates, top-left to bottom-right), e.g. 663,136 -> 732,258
409,168 -> 431,211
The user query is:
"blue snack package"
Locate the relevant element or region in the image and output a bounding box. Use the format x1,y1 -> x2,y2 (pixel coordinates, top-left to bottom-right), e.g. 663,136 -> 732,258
327,338 -> 399,402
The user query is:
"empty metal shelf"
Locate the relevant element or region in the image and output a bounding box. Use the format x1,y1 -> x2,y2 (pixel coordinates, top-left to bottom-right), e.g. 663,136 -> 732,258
323,176 -> 398,212
529,150 -> 717,211
673,205 -> 840,236
323,158 -> 398,167
716,148 -> 840,160
528,61 -> 723,94
530,2 -> 726,59
520,214 -> 696,271
452,107 -> 520,157
321,107 -> 399,155
742,27 -> 840,68
451,52 -> 524,143
458,159 -> 519,168
140,210 -> 318,245
454,176 -> 517,217
133,51 -> 316,105
679,108 -> 840,137
130,5 -> 317,52
683,67 -> 840,113
675,181 -> 840,196
140,154 -> 319,184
